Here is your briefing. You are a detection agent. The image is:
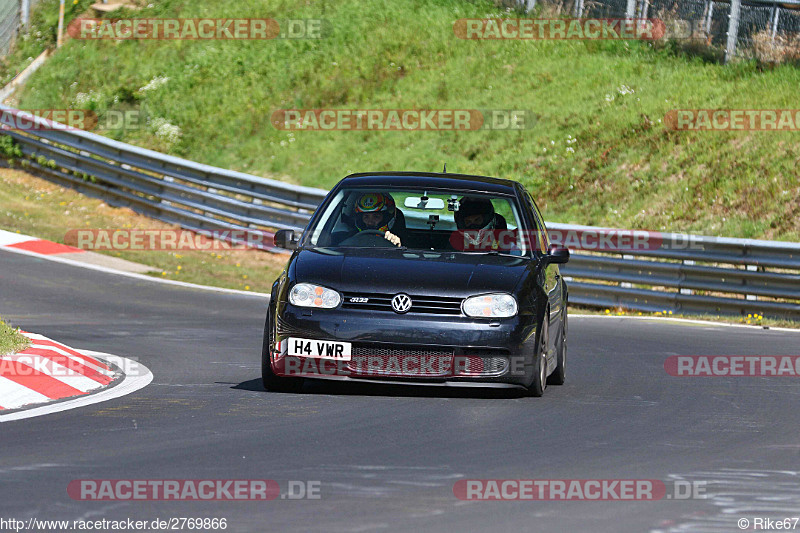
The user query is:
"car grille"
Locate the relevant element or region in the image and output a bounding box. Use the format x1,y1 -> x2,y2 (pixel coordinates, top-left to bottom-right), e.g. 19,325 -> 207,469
352,344 -> 453,357
454,355 -> 510,377
341,292 -> 463,315
347,344 -> 454,377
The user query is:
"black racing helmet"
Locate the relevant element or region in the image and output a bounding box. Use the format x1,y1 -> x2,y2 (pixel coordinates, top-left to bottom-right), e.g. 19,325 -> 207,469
455,197 -> 496,231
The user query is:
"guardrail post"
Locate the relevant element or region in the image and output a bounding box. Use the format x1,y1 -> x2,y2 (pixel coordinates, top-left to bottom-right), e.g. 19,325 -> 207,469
574,0 -> 584,17
680,260 -> 695,295
626,0 -> 636,19
21,0 -> 30,28
621,255 -> 634,288
725,0 -> 741,63
745,265 -> 758,301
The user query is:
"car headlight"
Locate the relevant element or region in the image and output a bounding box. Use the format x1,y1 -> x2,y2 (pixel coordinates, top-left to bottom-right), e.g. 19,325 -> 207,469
289,283 -> 341,309
462,293 -> 518,318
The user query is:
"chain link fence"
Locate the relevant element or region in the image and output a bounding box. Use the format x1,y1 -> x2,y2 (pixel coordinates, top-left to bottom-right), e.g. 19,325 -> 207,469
0,0 -> 20,55
507,0 -> 800,59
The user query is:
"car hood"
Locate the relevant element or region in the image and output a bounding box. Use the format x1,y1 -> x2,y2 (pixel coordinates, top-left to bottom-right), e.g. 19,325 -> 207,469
293,248 -> 530,297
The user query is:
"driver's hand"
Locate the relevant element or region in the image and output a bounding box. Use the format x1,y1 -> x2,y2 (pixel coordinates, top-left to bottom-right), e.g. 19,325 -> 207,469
384,231 -> 401,247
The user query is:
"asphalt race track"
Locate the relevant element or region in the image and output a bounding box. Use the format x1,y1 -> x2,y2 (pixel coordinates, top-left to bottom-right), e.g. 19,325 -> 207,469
2,248 -> 800,533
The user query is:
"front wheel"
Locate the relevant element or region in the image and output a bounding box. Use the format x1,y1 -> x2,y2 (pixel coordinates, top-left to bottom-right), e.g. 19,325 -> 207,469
526,315 -> 549,397
261,307 -> 304,393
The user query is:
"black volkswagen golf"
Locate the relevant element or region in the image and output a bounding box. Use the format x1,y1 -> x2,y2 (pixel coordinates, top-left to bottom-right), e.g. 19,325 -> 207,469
263,172 -> 569,396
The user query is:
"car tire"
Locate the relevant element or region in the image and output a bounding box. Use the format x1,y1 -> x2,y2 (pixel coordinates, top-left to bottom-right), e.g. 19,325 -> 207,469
547,310 -> 566,386
261,306 -> 304,393
526,313 -> 549,397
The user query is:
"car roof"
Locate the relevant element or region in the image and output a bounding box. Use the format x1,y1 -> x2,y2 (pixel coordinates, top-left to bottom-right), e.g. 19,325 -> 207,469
339,172 -> 520,195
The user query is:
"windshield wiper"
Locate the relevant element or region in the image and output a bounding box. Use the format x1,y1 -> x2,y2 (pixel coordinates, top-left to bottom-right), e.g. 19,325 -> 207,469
308,245 -> 408,251
451,250 -> 521,257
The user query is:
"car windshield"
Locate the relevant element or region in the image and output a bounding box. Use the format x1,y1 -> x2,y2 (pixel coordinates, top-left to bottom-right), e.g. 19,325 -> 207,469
304,187 -> 530,255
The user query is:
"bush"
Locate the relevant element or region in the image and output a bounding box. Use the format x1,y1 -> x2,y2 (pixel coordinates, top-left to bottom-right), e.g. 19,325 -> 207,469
0,135 -> 23,159
751,29 -> 800,68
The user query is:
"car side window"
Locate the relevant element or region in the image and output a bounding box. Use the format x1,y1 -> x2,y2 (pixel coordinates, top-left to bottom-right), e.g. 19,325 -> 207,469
309,190 -> 346,245
525,192 -> 549,253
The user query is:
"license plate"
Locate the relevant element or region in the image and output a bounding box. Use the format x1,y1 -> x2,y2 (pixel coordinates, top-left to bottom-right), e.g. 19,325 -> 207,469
286,337 -> 352,361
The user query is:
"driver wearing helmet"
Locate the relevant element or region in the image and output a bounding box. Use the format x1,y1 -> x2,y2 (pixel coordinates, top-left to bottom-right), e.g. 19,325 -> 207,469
353,192 -> 403,246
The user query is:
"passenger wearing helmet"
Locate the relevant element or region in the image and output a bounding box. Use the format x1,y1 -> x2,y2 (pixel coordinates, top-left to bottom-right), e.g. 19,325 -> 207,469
452,196 -> 515,252
351,192 -> 403,246
454,197 -> 497,233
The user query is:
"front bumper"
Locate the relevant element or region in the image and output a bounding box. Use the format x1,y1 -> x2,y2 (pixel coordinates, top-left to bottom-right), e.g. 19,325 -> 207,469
271,303 -> 538,386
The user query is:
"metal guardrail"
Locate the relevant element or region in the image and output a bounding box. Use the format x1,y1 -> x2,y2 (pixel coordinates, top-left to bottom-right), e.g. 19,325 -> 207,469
547,223 -> 800,318
0,105 -> 328,248
1,105 -> 799,319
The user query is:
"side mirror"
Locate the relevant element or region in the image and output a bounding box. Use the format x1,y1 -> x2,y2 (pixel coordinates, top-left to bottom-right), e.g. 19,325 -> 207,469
273,229 -> 298,250
546,244 -> 570,264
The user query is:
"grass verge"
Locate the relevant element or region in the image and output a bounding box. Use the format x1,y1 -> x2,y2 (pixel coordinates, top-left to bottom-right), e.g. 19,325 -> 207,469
0,319 -> 30,356
8,0 -> 800,241
573,306 -> 800,329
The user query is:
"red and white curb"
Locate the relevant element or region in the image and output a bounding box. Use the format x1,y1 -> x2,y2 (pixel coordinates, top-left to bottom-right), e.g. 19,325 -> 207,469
0,228 -> 268,297
0,228 -> 86,256
0,332 -> 152,422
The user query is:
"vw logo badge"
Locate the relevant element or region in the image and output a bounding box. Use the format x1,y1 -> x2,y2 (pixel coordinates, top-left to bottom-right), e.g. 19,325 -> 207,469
391,294 -> 412,314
